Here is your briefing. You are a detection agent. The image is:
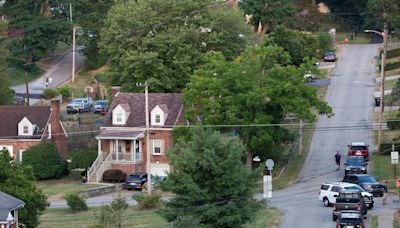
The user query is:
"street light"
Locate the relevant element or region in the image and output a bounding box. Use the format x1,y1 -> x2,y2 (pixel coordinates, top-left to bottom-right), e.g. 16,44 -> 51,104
365,25 -> 388,153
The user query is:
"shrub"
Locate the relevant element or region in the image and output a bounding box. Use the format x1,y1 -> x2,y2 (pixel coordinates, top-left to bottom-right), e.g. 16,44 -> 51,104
380,142 -> 400,154
173,215 -> 201,228
68,149 -> 97,171
43,88 -> 60,99
65,193 -> 88,212
387,48 -> 400,59
387,120 -> 400,130
22,142 -> 65,179
133,194 -> 161,209
93,194 -> 128,227
102,169 -> 127,182
58,85 -> 72,99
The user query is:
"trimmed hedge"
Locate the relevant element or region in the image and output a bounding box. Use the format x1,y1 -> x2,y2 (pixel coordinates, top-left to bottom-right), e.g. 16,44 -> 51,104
102,169 -> 127,182
43,88 -> 60,99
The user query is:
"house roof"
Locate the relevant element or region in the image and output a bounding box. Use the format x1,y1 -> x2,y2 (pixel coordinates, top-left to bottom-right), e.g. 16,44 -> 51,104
102,93 -> 184,128
96,130 -> 144,140
0,106 -> 51,139
0,191 -> 25,221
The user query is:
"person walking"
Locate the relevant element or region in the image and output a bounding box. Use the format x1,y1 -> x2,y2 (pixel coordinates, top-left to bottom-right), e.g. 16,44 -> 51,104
382,181 -> 389,205
335,151 -> 342,171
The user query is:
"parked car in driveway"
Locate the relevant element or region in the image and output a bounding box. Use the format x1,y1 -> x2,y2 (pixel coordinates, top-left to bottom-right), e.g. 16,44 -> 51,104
323,52 -> 336,62
342,174 -> 384,197
348,142 -> 369,160
93,100 -> 108,114
66,97 -> 93,114
345,156 -> 367,174
336,210 -> 366,228
319,182 -> 373,209
125,172 -> 147,190
304,72 -> 318,82
333,190 -> 367,221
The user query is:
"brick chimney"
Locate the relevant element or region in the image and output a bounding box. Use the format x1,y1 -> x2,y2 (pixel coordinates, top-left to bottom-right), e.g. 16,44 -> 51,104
50,99 -> 67,160
111,86 -> 121,98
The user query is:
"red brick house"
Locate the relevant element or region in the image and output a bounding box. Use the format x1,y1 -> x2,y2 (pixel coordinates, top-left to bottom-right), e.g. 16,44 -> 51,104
88,92 -> 184,182
0,191 -> 25,228
0,100 -> 68,162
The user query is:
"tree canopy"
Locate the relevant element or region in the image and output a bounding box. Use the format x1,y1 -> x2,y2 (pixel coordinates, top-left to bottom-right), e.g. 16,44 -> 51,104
183,47 -> 332,163
0,150 -> 47,228
160,127 -> 262,227
1,0 -> 70,63
100,0 -> 252,92
0,21 -> 14,105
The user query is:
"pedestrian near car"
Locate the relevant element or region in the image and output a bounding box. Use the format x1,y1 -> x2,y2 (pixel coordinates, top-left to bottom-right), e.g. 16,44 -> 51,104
335,151 -> 341,170
382,181 -> 389,205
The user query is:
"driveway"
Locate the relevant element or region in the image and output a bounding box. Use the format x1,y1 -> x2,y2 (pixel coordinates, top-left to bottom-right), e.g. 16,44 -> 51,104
270,44 -> 392,228
11,47 -> 85,104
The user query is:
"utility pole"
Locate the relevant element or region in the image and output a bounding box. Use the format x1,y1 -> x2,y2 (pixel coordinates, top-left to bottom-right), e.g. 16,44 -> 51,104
145,80 -> 151,195
298,119 -> 303,156
70,3 -> 75,84
378,23 -> 388,154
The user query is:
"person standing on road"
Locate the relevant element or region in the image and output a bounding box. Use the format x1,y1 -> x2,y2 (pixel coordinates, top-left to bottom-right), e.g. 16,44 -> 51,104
382,181 -> 389,205
335,151 -> 341,170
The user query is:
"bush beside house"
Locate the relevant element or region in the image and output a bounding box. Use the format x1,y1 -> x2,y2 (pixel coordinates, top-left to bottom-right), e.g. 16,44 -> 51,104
22,142 -> 65,179
102,169 -> 127,182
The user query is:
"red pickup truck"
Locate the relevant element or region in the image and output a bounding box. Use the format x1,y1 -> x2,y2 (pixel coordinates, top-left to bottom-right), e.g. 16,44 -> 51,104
348,142 -> 369,161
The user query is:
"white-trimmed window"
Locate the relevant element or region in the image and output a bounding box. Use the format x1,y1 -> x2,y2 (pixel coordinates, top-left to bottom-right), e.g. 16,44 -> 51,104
155,114 -> 161,124
116,113 -> 123,123
17,149 -> 25,163
23,126 -> 29,134
151,105 -> 165,126
152,140 -> 162,155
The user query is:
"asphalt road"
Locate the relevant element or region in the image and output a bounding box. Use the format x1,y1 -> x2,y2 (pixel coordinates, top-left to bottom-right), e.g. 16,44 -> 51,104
11,47 -> 85,103
271,44 -> 381,228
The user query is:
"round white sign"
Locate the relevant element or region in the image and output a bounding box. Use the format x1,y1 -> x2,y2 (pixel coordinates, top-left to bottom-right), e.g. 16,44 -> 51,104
265,159 -> 274,170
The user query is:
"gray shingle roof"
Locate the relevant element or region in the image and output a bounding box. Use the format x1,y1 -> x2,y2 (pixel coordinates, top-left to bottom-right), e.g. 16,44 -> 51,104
102,93 -> 183,128
0,191 -> 25,221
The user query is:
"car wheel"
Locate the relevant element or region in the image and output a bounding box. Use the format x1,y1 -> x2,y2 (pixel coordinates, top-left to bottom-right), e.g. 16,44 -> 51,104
380,193 -> 384,197
323,197 -> 330,207
333,215 -> 337,221
368,204 -> 373,209
307,77 -> 313,82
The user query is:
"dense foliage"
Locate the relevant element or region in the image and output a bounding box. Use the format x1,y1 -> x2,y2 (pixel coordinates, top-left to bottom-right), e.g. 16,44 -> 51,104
160,127 -> 262,227
133,194 -> 162,209
0,21 -> 14,105
65,193 -> 88,212
100,0 -> 252,92
102,169 -> 127,182
0,150 -> 47,228
93,194 -> 128,228
22,142 -> 65,179
67,149 -> 97,171
183,47 -> 332,163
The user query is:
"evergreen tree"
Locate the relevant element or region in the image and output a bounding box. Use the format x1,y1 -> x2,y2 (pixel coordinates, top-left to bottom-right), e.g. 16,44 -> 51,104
160,127 -> 262,228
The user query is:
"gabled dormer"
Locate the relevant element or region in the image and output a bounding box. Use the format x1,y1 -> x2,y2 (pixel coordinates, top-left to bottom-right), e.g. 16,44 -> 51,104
112,104 -> 130,125
18,117 -> 34,136
151,104 -> 168,126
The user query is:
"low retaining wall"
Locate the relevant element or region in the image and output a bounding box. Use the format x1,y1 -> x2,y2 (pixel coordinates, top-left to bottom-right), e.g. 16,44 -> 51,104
80,184 -> 123,198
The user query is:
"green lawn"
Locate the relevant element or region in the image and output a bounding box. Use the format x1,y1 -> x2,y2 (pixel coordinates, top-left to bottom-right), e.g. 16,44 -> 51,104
371,153 -> 400,191
36,177 -> 105,201
38,206 -> 282,228
370,215 -> 379,228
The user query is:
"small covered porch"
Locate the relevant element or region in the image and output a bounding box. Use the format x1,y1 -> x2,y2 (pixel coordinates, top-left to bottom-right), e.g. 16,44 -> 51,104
96,130 -> 145,163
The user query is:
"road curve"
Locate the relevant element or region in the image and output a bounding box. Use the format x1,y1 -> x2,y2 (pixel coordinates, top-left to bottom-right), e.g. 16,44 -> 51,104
271,44 -> 380,228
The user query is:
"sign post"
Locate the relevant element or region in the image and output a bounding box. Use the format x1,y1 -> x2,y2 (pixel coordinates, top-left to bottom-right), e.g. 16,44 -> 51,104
263,159 -> 274,199
391,151 -> 398,178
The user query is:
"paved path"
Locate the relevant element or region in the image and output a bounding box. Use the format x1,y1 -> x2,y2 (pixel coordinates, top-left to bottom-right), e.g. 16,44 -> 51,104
11,47 -> 85,104
270,44 -> 396,228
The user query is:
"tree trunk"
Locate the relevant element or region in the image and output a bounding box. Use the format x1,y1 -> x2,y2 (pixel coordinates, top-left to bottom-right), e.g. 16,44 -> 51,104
28,49 -> 33,64
256,23 -> 269,46
246,151 -> 253,167
40,0 -> 52,17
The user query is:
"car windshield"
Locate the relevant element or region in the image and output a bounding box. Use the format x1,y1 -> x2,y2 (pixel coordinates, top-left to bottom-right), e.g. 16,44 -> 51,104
96,101 -> 107,105
73,99 -> 82,103
344,185 -> 364,192
347,159 -> 364,166
325,52 -> 335,56
358,176 -> 376,182
351,146 -> 367,150
127,175 -> 142,180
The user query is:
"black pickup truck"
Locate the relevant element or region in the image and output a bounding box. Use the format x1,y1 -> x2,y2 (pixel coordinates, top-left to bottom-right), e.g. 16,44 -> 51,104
333,190 -> 367,221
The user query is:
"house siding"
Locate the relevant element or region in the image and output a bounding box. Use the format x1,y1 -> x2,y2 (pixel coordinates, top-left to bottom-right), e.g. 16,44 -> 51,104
111,163 -> 145,175
145,130 -> 172,165
0,140 -> 41,158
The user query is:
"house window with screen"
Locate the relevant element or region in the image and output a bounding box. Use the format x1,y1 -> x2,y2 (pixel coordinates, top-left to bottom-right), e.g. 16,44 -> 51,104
155,114 -> 161,123
23,126 -> 29,134
153,140 -> 162,155
116,113 -> 123,123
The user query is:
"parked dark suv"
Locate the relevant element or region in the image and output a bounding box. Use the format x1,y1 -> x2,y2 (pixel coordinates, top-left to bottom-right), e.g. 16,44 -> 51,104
345,156 -> 367,174
125,172 -> 147,190
342,174 -> 384,197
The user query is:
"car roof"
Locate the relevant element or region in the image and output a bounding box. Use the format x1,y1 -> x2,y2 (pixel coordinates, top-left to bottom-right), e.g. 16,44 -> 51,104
322,182 -> 358,187
350,142 -> 367,146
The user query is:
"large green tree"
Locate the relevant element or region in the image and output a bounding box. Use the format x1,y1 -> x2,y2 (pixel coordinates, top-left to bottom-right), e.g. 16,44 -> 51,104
239,0 -> 295,45
70,0 -> 113,69
183,47 -> 332,164
363,0 -> 400,31
0,150 -> 47,228
0,21 -> 14,105
100,0 -> 252,92
160,127 -> 262,227
1,0 -> 70,63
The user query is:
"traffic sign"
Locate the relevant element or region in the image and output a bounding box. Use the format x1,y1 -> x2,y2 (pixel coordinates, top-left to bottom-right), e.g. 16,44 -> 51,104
265,159 -> 274,170
392,151 -> 399,164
